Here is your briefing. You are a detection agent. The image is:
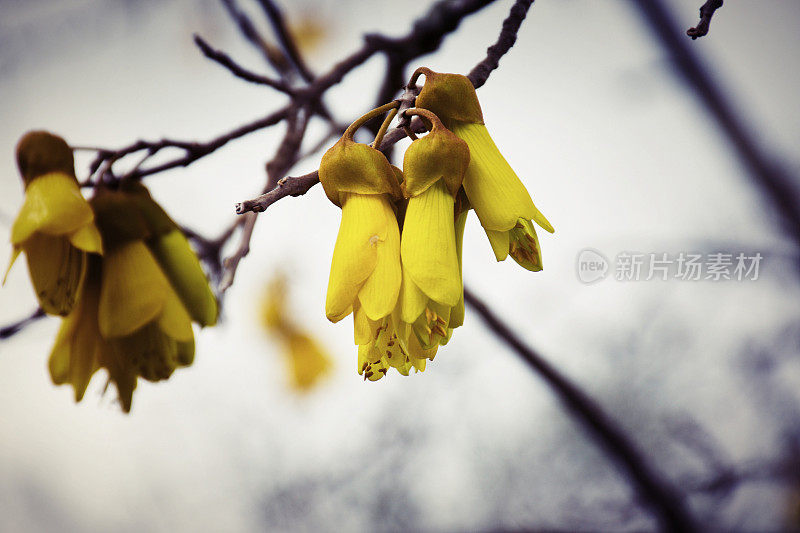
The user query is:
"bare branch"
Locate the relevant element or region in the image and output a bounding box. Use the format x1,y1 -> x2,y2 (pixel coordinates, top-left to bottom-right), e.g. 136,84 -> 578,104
254,0 -> 316,82
463,287 -> 698,532
633,0 -> 800,273
234,116 -> 430,214
0,308 -> 45,340
687,0 -> 724,40
219,0 -> 292,77
219,213 -> 257,292
193,34 -> 293,93
235,171 -> 319,214
84,106 -> 291,184
220,109 -> 310,289
468,0 -> 534,89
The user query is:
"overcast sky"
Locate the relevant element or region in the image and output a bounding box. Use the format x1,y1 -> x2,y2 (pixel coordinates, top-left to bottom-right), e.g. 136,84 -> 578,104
1,1 -> 800,531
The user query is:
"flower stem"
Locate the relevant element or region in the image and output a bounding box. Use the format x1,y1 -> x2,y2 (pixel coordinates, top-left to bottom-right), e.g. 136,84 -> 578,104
343,101 -> 400,141
408,66 -> 434,90
372,108 -> 398,150
401,107 -> 444,133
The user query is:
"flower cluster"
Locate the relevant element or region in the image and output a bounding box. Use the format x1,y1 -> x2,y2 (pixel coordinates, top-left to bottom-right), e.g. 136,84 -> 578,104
320,69 -> 554,380
7,132 -> 218,412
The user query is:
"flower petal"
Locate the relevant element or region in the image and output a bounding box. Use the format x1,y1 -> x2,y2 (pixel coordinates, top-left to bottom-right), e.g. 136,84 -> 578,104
449,210 -> 468,329
11,173 -> 94,244
48,262 -> 102,401
157,286 -> 194,342
99,240 -> 168,338
400,180 -> 461,307
357,197 -> 401,320
325,194 -> 397,322
353,303 -> 373,345
109,322 -> 179,382
148,229 -> 217,327
24,233 -> 85,316
399,268 -> 428,324
485,228 -> 509,261
454,122 -> 553,233
325,193 -> 386,321
69,222 -> 104,255
3,247 -> 22,286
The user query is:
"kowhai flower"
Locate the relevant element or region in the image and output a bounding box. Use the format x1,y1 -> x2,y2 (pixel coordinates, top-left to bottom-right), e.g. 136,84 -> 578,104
414,68 -> 554,271
6,131 -> 103,315
399,108 -> 469,350
49,181 -> 217,412
318,120 -> 403,325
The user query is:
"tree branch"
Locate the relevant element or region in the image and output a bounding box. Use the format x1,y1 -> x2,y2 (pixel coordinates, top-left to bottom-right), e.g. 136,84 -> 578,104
254,0 -> 316,82
632,0 -> 800,272
687,0 -> 724,40
84,106 -> 291,184
468,0 -> 534,88
463,287 -> 698,532
193,34 -> 293,93
0,308 -> 45,340
219,0 -> 292,77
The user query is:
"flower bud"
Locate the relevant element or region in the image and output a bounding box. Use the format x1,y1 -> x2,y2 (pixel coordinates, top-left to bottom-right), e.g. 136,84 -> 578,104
16,130 -> 75,187
318,137 -> 402,207
402,116 -> 469,198
414,68 -> 484,125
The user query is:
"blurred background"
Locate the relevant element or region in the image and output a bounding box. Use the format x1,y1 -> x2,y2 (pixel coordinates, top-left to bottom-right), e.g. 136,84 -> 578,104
1,0 -> 799,531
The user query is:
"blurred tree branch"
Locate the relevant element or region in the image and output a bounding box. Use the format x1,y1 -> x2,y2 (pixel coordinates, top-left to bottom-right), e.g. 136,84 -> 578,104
464,287 -> 697,532
633,0 -> 800,274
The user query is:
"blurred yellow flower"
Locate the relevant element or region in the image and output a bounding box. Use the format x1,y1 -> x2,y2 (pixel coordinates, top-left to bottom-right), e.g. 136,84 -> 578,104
49,182 -> 216,412
6,131 -> 103,316
262,274 -> 331,391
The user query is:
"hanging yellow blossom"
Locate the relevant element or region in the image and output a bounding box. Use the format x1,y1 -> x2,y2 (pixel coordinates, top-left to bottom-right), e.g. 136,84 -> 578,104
6,131 -> 103,315
49,182 -> 217,412
414,68 -> 554,271
399,108 -> 469,350
318,104 -> 403,325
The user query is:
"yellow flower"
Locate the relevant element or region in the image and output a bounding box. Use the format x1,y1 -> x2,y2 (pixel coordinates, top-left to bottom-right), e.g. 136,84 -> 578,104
414,69 -> 554,271
399,109 -> 469,349
319,134 -> 403,325
261,274 -> 331,391
49,182 -> 216,412
353,303 -> 431,381
6,131 -> 103,315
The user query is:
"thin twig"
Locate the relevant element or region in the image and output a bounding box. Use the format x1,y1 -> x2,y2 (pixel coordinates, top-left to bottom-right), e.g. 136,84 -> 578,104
219,0 -> 292,77
233,116 -> 431,214
235,171 -> 319,214
193,34 -> 293,93
0,308 -> 45,340
219,213 -> 257,292
468,0 -> 534,88
254,0 -> 316,82
463,287 -> 698,532
83,107 -> 291,185
220,108 -> 310,290
687,0 -> 724,40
